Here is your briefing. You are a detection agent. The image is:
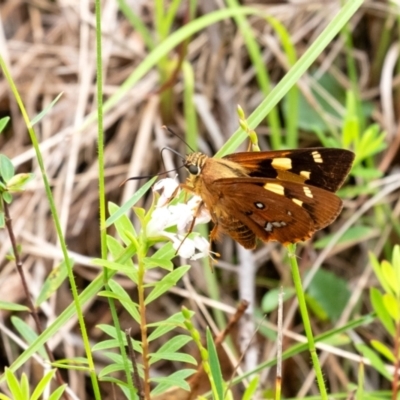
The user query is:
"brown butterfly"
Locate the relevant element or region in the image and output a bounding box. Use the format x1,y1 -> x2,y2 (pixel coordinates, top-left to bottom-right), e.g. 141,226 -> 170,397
181,148 -> 354,249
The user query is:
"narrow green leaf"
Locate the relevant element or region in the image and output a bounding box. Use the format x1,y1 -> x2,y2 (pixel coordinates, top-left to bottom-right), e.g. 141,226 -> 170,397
11,317 -> 47,359
152,335 -> 192,355
381,260 -> 398,297
0,155 -> 14,182
369,252 -> 392,294
369,288 -> 395,336
48,385 -> 67,400
92,258 -> 138,283
145,265 -> 190,305
148,310 -> 194,342
108,202 -> 137,245
206,328 -> 224,400
0,116 -> 10,133
30,93 -> 63,125
0,301 -> 29,312
370,340 -> 396,363
4,368 -> 23,399
106,178 -> 157,228
243,375 -> 259,400
150,369 -> 195,395
36,259 -> 73,306
149,352 -> 196,365
20,374 -> 29,400
382,293 -> 399,322
31,370 -> 56,400
356,344 -> 392,381
107,279 -> 141,323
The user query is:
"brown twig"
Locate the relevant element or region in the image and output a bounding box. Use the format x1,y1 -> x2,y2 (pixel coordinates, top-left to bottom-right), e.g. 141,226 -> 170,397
3,201 -> 69,400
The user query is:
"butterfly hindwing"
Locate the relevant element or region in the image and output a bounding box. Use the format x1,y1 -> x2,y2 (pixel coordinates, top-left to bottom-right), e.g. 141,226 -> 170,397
212,177 -> 343,247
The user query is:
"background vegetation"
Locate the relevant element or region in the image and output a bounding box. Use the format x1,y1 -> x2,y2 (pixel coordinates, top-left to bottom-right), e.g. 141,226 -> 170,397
0,0 -> 399,399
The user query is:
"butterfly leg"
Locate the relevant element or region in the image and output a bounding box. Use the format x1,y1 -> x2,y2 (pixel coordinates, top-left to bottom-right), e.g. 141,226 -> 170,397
174,199 -> 203,256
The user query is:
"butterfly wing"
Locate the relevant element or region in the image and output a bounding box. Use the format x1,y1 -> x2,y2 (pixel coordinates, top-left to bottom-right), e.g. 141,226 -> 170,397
224,148 -> 354,192
211,177 -> 344,248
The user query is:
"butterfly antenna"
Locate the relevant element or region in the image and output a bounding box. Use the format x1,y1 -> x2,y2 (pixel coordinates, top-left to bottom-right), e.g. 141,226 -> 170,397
162,125 -> 195,152
119,164 -> 185,187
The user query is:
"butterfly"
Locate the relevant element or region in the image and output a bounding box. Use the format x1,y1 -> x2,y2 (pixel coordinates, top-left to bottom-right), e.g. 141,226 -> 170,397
181,148 -> 354,249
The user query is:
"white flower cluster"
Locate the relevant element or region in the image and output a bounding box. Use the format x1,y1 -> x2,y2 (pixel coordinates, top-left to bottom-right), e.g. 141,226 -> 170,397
147,178 -> 211,260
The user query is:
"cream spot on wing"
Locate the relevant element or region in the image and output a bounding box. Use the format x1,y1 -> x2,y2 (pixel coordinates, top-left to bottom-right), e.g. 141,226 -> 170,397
272,221 -> 287,228
303,186 -> 313,198
271,157 -> 292,170
264,183 -> 285,196
255,202 -> 265,209
265,222 -> 273,232
312,151 -> 323,163
292,198 -> 303,207
300,170 -> 311,180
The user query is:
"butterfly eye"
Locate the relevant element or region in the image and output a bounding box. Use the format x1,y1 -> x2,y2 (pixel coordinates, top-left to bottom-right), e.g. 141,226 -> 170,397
188,164 -> 200,175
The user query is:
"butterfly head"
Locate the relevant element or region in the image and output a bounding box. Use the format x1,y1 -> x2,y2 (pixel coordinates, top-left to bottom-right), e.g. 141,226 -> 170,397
184,152 -> 208,176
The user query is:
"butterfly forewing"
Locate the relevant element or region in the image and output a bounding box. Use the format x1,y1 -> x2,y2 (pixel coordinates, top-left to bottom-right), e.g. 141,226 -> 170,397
224,148 -> 354,192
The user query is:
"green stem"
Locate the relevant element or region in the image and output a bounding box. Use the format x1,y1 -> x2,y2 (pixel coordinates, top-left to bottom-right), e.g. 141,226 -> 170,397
137,247 -> 151,400
94,0 -> 135,396
287,244 -> 327,399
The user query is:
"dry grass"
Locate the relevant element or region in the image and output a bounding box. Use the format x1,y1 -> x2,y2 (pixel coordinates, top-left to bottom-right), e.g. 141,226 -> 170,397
0,0 -> 399,399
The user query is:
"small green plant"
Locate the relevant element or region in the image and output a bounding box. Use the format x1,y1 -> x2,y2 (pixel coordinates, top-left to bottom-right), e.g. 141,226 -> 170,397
0,368 -> 66,400
357,245 -> 400,398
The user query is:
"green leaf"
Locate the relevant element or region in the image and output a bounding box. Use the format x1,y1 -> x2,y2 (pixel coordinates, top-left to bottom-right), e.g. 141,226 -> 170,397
31,370 -> 56,400
0,301 -> 29,312
369,252 -> 392,295
261,287 -> 295,313
207,328 -> 224,400
243,375 -> 259,400
145,265 -> 190,305
0,212 -> 4,228
31,93 -> 63,125
350,166 -> 383,180
0,155 -> 14,182
106,177 -> 157,228
370,340 -> 396,363
143,242 -> 175,271
4,368 -> 23,399
381,260 -> 398,297
106,235 -> 137,264
306,269 -> 351,321
2,191 -> 12,204
314,225 -> 376,249
92,258 -> 138,283
369,288 -> 395,336
382,293 -> 399,322
0,116 -> 10,133
11,317 -> 48,359
36,259 -> 72,306
107,279 -> 141,323
152,335 -> 192,355
108,202 -> 137,245
48,385 -> 67,400
150,369 -> 196,396
356,343 -> 392,381
6,173 -> 34,192
148,310 -> 194,342
20,374 -> 29,400
149,352 -> 196,365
